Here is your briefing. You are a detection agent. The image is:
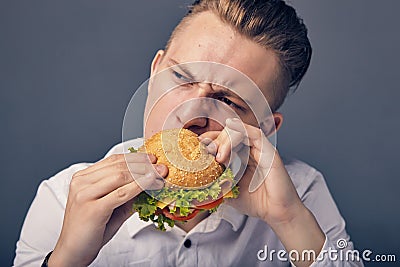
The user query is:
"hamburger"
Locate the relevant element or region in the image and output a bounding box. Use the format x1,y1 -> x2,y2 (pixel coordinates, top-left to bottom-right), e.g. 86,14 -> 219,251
130,128 -> 239,231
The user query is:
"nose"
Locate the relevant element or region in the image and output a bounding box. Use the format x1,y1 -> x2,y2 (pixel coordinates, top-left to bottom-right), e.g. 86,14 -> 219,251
197,82 -> 214,96
171,83 -> 234,135
183,117 -> 208,133
177,97 -> 209,133
177,83 -> 215,134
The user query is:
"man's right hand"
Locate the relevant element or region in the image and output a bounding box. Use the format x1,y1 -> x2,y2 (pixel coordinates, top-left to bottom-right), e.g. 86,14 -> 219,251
48,153 -> 167,267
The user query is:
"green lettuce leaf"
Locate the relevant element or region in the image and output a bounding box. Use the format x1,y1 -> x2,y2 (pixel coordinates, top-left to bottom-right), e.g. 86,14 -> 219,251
128,147 -> 138,153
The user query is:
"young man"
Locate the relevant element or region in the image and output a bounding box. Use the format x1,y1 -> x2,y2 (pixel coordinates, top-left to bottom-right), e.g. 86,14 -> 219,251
14,1 -> 363,266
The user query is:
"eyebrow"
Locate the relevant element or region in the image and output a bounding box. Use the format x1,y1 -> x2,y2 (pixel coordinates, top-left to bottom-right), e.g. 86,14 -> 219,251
167,58 -> 195,80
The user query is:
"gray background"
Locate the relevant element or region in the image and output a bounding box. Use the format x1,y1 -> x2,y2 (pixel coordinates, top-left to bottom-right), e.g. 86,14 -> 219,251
1,0 -> 399,266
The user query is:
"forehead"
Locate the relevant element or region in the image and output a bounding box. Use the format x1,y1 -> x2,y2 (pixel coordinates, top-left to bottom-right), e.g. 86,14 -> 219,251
166,11 -> 280,98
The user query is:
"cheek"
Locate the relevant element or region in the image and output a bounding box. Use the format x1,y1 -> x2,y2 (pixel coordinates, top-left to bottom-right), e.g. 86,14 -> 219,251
144,92 -> 183,136
240,112 -> 258,128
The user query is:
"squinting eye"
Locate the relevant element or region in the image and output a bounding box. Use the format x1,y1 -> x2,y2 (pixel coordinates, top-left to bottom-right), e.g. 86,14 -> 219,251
217,96 -> 242,110
173,71 -> 192,84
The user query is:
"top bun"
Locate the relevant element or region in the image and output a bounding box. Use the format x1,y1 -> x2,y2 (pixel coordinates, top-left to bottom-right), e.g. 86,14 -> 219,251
138,128 -> 224,188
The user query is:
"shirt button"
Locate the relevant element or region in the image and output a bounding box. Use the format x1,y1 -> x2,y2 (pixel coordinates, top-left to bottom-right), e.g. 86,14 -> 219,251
184,239 -> 192,248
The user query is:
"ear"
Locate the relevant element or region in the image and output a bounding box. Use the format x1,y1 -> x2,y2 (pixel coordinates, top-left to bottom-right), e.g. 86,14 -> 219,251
150,50 -> 165,77
273,112 -> 283,132
260,112 -> 284,137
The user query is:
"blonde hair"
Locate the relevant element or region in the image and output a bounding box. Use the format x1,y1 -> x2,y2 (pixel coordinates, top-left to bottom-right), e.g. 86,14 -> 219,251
166,0 -> 312,111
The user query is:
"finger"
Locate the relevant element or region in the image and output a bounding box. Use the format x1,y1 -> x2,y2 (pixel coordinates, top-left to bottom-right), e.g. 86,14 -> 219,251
225,118 -> 250,146
202,128 -> 238,165
206,140 -> 219,156
217,140 -> 245,168
74,153 -> 156,178
223,119 -> 277,192
230,120 -> 261,143
241,123 -> 275,165
198,131 -> 220,141
226,119 -> 272,163
127,163 -> 167,191
73,161 -> 167,186
142,174 -> 167,190
128,163 -> 168,180
100,172 -> 164,210
215,135 -> 231,165
234,125 -> 277,192
215,120 -> 247,164
198,131 -> 222,156
199,137 -> 214,146
78,164 -> 167,200
225,119 -> 247,145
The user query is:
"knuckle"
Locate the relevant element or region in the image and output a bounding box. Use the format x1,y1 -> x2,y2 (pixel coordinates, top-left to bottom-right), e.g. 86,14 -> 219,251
72,170 -> 83,178
138,152 -> 151,160
114,172 -> 131,184
69,177 -> 80,191
131,181 -> 146,194
114,162 -> 128,172
107,154 -> 122,163
74,190 -> 87,204
115,186 -> 128,199
130,179 -> 142,191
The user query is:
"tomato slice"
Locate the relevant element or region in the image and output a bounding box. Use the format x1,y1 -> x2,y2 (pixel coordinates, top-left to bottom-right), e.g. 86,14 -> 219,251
194,197 -> 223,210
161,208 -> 200,221
159,194 -> 225,221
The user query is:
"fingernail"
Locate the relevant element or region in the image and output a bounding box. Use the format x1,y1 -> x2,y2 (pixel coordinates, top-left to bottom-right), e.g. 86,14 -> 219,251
147,154 -> 157,163
155,165 -> 165,174
207,142 -> 217,155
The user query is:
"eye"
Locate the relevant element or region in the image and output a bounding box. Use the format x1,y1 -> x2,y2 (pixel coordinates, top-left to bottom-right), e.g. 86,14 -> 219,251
172,70 -> 193,84
217,96 -> 243,110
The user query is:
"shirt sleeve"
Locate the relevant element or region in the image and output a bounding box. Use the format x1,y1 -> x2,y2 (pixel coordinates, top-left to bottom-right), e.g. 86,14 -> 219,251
299,168 -> 364,266
13,163 -> 88,267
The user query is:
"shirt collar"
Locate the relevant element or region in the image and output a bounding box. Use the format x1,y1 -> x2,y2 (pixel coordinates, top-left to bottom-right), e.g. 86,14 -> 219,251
126,204 -> 246,238
126,213 -> 154,238
216,203 -> 246,231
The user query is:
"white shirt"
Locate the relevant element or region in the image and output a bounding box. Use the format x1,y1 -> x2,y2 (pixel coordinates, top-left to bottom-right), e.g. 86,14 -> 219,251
14,138 -> 363,266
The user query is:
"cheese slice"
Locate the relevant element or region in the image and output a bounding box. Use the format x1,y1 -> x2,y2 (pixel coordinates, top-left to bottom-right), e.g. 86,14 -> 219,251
156,201 -> 168,209
224,190 -> 234,199
156,197 -> 174,209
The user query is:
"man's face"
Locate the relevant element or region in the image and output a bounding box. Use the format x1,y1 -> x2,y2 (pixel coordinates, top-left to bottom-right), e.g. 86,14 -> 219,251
144,11 -> 281,138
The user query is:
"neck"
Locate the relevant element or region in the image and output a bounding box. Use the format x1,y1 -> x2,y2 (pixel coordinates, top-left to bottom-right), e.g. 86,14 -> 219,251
176,210 -> 210,232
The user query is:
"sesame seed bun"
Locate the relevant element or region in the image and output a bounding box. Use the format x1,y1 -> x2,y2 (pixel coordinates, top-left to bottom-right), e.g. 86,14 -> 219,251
138,128 -> 224,188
